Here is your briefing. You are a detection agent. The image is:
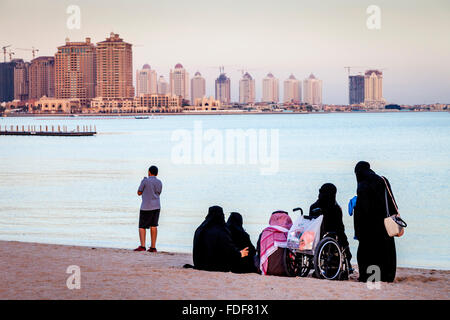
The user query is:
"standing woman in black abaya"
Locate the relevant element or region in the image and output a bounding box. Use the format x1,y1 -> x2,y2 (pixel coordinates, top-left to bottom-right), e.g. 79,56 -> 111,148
353,161 -> 397,282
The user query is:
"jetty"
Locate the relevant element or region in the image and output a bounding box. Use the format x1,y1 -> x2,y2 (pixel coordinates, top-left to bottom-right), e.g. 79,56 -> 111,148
0,124 -> 97,136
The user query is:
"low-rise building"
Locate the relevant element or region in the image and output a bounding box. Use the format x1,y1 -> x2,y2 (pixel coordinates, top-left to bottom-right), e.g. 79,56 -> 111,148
26,96 -> 80,114
89,94 -> 182,113
186,96 -> 222,111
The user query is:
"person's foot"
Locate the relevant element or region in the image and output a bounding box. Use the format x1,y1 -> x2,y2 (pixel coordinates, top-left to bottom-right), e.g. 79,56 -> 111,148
134,246 -> 146,251
148,247 -> 157,253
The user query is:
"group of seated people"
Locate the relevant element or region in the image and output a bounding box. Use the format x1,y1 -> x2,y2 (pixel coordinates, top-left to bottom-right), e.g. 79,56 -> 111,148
189,183 -> 352,276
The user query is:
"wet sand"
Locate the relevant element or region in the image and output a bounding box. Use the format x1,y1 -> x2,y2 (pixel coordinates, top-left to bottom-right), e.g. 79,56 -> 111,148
0,241 -> 448,300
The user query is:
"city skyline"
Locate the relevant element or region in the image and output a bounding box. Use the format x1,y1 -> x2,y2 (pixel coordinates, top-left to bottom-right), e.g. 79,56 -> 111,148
0,0 -> 449,104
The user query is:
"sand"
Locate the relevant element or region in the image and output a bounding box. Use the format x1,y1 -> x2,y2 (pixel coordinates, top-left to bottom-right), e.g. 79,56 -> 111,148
0,240 -> 448,300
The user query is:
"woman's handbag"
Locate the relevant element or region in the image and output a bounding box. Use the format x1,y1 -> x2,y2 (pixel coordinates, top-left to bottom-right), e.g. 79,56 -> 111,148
382,177 -> 407,237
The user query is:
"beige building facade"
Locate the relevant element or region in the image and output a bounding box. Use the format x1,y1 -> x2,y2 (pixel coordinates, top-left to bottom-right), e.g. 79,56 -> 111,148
262,73 -> 279,103
55,37 -> 97,106
28,56 -> 55,99
283,74 -> 302,104
239,72 -> 255,105
190,71 -> 206,103
170,63 -> 189,101
96,33 -> 134,98
303,74 -> 322,105
136,64 -> 157,96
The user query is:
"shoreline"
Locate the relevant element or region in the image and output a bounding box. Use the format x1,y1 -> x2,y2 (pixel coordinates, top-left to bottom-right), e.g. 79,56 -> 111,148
2,110 -> 448,118
3,238 -> 448,271
1,240 -> 448,300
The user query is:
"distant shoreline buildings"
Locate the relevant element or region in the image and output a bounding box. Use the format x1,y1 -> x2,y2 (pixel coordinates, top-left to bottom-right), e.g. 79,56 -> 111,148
0,31 -> 447,115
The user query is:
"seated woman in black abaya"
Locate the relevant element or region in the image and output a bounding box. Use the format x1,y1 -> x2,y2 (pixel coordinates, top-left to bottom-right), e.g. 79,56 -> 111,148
309,183 -> 352,266
192,206 -> 248,272
226,212 -> 257,273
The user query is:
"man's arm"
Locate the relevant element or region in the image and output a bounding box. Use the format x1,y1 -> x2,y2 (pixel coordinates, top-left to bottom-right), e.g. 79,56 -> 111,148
156,181 -> 162,195
137,179 -> 145,196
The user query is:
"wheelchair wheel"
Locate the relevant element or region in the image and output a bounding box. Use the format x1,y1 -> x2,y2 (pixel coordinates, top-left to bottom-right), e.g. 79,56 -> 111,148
298,254 -> 312,277
313,237 -> 343,280
283,248 -> 300,277
284,249 -> 311,277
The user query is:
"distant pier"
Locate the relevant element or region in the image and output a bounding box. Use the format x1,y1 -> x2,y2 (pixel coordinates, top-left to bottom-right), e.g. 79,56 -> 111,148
0,124 -> 97,136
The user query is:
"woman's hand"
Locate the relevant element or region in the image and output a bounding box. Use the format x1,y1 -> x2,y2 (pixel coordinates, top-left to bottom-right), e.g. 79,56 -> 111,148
240,247 -> 249,258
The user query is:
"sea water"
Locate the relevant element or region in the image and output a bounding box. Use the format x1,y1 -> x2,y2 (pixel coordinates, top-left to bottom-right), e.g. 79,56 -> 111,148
0,112 -> 448,269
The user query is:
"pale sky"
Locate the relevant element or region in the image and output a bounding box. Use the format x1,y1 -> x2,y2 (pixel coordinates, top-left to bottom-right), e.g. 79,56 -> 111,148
1,0 -> 449,104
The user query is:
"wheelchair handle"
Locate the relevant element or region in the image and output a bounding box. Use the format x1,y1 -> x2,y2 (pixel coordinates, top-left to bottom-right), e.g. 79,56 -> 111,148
293,207 -> 304,215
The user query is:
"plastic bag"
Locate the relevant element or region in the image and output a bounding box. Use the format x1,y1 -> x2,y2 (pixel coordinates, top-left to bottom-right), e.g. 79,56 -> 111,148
287,215 -> 323,252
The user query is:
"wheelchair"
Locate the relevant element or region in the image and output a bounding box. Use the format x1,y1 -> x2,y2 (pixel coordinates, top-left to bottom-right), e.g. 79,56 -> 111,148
284,207 -> 352,280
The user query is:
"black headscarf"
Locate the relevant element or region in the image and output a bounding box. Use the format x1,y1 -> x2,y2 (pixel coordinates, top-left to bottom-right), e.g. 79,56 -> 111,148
309,183 -> 351,261
226,212 -> 244,233
199,205 -> 225,230
226,212 -> 257,273
354,161 -> 374,183
318,183 -> 337,211
193,206 -> 241,272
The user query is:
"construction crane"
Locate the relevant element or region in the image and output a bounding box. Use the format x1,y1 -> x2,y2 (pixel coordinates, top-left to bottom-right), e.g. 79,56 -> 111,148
7,50 -> 15,61
2,45 -> 11,62
237,66 -> 260,76
344,66 -> 369,76
345,66 -> 387,76
207,65 -> 230,75
237,68 -> 246,76
15,47 -> 39,59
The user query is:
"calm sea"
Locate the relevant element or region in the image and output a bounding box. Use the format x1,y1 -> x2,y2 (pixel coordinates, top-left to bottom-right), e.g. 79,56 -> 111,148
0,112 -> 449,269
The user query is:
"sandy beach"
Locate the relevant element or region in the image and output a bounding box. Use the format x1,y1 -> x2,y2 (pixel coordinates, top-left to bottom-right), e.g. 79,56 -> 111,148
0,240 -> 448,300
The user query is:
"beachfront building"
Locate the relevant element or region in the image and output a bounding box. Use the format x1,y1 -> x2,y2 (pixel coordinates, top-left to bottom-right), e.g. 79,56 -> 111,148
13,59 -> 30,101
96,33 -> 134,98
283,74 -> 301,104
27,96 -> 80,114
28,56 -> 55,100
239,72 -> 255,105
90,94 -> 182,113
262,73 -> 279,103
136,64 -> 157,96
187,96 -> 221,111
364,70 -> 385,108
89,97 -> 136,113
303,74 -> 322,105
157,75 -> 170,94
170,63 -> 189,101
137,94 -> 182,112
215,72 -> 231,105
55,37 -> 97,106
349,74 -> 365,105
190,71 -> 206,104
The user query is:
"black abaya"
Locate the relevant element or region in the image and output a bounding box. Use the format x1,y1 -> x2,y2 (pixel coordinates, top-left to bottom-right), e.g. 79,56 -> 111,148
226,212 -> 257,273
354,161 -> 397,282
193,206 -> 242,272
309,183 -> 352,262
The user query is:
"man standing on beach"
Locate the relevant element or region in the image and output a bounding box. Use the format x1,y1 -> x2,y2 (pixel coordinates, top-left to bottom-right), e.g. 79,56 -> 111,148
134,165 -> 162,253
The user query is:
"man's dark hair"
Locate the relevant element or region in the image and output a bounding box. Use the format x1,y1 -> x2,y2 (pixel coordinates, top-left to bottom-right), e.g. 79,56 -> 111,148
149,165 -> 158,176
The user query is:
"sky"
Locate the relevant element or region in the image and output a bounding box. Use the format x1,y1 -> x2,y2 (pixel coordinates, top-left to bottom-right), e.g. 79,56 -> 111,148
0,0 -> 449,104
